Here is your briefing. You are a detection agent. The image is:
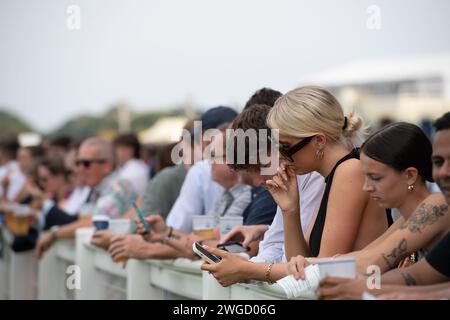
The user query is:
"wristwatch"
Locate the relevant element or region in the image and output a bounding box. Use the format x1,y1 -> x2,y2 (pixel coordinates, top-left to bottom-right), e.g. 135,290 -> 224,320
50,225 -> 60,240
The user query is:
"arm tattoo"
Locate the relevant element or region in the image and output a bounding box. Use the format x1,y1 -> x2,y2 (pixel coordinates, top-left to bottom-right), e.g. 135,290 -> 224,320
381,238 -> 408,269
401,272 -> 417,286
400,203 -> 448,233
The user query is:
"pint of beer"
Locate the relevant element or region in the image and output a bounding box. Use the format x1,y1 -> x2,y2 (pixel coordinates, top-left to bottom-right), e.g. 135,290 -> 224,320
4,202 -> 16,233
108,218 -> 131,266
192,215 -> 216,238
13,204 -> 32,236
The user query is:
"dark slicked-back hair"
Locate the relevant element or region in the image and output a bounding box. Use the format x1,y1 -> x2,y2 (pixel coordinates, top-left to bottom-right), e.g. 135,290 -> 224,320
244,87 -> 282,110
362,122 -> 433,182
433,112 -> 450,132
227,104 -> 273,171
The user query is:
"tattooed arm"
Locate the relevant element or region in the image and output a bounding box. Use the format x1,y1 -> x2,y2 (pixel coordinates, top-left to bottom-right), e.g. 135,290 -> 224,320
357,194 -> 449,273
381,254 -> 449,286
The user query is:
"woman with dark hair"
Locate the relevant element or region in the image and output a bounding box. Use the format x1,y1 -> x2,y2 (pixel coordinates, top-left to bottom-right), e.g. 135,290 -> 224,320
287,122 -> 450,294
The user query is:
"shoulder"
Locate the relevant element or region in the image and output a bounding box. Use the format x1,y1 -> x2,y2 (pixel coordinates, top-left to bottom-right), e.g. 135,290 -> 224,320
333,158 -> 363,183
186,160 -> 210,178
152,165 -> 186,182
415,193 -> 449,214
421,193 -> 448,206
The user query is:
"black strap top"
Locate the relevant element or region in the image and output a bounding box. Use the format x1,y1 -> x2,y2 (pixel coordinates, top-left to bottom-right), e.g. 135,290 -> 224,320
309,148 -> 360,257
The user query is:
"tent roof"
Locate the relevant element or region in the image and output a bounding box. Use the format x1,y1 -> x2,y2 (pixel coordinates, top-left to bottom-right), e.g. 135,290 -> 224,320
138,116 -> 188,144
301,52 -> 450,87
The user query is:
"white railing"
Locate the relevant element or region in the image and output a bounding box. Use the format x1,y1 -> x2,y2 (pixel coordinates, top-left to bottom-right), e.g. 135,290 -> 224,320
0,229 -> 38,299
1,227 -> 315,300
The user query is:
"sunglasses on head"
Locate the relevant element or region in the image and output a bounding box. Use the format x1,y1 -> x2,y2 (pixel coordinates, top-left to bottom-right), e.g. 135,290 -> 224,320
270,135 -> 315,162
75,159 -> 107,168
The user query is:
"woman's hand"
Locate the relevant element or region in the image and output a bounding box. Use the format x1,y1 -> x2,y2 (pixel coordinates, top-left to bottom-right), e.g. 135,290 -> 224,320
200,245 -> 250,287
266,163 -> 299,213
220,225 -> 268,248
287,255 -> 311,280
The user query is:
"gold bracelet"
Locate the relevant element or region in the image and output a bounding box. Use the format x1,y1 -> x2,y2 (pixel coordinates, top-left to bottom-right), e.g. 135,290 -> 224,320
265,262 -> 275,284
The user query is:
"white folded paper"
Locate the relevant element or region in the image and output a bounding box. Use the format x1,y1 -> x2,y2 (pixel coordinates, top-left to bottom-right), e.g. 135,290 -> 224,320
276,264 -> 321,299
277,257 -> 357,299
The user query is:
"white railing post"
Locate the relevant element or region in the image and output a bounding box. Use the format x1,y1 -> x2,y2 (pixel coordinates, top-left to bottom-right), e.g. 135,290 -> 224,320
0,229 -> 12,299
9,250 -> 37,299
38,242 -> 65,299
126,259 -> 164,300
202,271 -> 230,300
75,227 -> 105,299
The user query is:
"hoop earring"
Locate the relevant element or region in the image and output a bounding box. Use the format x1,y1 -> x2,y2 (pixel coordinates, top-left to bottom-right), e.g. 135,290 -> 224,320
407,185 -> 415,192
315,149 -> 324,160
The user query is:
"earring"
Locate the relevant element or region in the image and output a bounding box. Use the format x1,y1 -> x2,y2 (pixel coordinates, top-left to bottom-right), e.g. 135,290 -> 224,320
407,185 -> 415,192
315,149 -> 324,160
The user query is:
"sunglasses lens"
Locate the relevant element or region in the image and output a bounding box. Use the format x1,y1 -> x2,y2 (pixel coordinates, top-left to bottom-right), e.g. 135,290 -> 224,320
76,160 -> 91,168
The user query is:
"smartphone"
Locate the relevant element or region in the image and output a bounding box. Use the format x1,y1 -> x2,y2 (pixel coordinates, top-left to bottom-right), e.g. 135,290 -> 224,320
130,199 -> 151,234
217,241 -> 249,254
192,242 -> 221,264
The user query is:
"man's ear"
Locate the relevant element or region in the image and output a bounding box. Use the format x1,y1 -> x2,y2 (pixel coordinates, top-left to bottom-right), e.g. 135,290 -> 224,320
104,160 -> 114,175
404,167 -> 419,186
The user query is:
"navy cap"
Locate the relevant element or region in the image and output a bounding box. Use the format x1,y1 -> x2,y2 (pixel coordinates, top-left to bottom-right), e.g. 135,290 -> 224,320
199,106 -> 238,131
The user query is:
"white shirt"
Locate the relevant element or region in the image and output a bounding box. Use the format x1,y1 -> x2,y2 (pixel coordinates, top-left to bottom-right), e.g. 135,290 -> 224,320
166,160 -> 224,232
116,158 -> 149,196
250,172 -> 325,264
0,161 -> 26,201
62,186 -> 91,215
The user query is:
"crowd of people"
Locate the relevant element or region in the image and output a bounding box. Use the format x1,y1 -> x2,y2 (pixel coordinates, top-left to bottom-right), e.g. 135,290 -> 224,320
0,85 -> 449,300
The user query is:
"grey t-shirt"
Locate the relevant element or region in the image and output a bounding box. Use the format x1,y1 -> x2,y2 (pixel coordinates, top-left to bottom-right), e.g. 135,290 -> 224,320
140,164 -> 187,219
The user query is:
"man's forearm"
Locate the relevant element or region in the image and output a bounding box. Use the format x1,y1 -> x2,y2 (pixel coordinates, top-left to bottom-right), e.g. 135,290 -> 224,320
142,242 -> 193,260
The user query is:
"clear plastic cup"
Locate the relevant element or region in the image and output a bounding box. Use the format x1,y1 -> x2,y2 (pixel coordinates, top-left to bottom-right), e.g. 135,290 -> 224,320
108,219 -> 131,265
192,215 -> 217,238
79,203 -> 96,218
219,216 -> 243,238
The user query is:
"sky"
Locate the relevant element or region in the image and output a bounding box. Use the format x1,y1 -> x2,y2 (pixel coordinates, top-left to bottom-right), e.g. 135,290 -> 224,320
1,0 -> 450,132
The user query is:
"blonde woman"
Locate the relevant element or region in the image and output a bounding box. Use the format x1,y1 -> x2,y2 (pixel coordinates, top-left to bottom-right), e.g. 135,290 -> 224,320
201,86 -> 388,286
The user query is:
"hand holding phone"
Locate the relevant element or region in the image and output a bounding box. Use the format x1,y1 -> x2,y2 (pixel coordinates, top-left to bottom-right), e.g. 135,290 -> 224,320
217,241 -> 249,254
192,242 -> 222,264
130,199 -> 151,234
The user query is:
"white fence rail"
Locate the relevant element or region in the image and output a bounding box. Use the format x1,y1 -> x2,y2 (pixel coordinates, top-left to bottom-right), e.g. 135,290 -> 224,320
0,227 -> 314,300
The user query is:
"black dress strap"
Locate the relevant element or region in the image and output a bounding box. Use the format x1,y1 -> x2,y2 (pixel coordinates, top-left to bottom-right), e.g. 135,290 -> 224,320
309,148 -> 360,257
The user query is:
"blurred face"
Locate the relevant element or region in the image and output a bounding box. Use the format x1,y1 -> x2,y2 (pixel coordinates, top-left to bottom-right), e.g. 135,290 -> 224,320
76,144 -> 112,187
432,129 -> 450,204
238,170 -> 274,187
360,152 -> 410,208
278,134 -> 318,175
115,145 -> 133,166
209,137 -> 239,189
65,149 -> 85,187
17,148 -> 33,174
38,166 -> 65,194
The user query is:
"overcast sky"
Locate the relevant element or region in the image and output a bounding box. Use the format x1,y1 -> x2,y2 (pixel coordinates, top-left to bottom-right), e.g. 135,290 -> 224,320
1,0 -> 450,132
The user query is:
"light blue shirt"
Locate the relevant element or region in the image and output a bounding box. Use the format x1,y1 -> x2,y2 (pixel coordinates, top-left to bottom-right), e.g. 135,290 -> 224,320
166,160 -> 224,232
250,172 -> 325,264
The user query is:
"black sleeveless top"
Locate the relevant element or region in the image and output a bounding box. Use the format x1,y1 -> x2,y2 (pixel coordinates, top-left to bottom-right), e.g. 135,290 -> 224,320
309,148 -> 360,257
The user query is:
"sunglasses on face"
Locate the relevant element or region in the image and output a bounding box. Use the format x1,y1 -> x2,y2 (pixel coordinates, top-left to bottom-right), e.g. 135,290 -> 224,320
38,176 -> 48,184
75,159 -> 107,168
270,135 -> 315,162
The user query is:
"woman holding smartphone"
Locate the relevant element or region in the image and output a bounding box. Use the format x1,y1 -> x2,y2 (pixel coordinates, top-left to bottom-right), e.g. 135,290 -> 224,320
200,86 -> 389,287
